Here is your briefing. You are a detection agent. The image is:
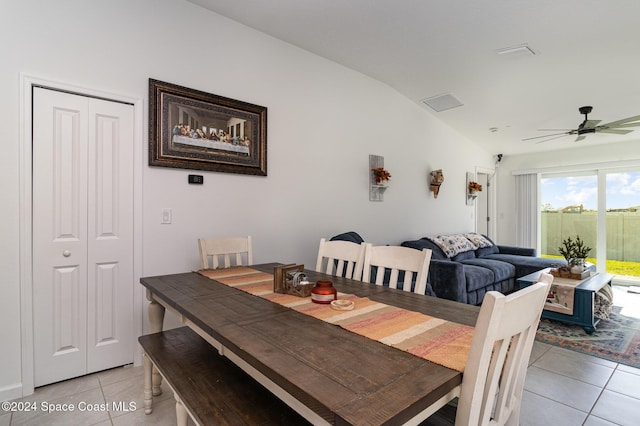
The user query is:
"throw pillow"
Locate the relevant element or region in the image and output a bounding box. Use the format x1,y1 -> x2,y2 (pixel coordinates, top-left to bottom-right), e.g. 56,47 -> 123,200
427,234 -> 476,258
464,233 -> 494,249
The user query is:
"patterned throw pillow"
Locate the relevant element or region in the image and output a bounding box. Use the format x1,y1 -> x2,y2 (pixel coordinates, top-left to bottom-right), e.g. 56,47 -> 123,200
464,233 -> 494,249
426,234 -> 476,258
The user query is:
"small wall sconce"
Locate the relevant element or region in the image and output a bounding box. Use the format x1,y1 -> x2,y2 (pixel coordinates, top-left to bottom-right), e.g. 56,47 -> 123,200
430,169 -> 444,198
466,171 -> 482,205
369,154 -> 390,201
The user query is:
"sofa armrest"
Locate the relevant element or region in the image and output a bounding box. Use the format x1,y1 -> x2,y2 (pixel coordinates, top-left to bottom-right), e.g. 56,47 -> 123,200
428,259 -> 468,304
497,245 -> 536,257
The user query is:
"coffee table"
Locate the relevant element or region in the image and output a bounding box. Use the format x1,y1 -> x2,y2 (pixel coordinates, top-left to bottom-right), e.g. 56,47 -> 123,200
517,269 -> 614,334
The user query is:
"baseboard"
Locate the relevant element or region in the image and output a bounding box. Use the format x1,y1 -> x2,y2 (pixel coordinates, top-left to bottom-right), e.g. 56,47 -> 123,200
0,382 -> 24,402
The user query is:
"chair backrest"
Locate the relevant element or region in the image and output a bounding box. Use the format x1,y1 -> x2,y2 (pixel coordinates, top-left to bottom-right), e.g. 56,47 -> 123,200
455,274 -> 552,426
315,238 -> 366,280
198,236 -> 253,269
361,244 -> 432,294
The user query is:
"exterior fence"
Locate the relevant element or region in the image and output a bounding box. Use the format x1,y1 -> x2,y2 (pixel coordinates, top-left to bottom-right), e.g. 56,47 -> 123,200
541,211 -> 640,262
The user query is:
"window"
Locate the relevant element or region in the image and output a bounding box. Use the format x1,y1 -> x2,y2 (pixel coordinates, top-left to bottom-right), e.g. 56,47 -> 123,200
540,169 -> 640,280
541,173 -> 597,269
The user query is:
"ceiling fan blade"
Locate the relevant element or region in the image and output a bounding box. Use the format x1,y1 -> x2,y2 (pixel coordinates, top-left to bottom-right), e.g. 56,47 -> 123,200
575,135 -> 587,142
534,134 -> 572,144
601,115 -> 640,127
603,122 -> 640,129
581,119 -> 601,129
522,131 -> 571,141
597,128 -> 634,135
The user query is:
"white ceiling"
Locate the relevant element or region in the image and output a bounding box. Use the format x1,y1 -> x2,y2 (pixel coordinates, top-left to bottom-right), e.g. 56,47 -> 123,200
188,0 -> 640,156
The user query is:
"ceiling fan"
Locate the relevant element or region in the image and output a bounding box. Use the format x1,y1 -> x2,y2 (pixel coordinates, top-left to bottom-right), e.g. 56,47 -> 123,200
523,106 -> 640,144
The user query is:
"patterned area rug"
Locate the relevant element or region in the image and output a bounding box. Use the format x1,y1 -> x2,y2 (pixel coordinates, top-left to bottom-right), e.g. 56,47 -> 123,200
535,306 -> 640,368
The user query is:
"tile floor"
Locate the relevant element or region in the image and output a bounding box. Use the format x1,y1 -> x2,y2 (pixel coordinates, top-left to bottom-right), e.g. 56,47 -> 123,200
2,287 -> 639,426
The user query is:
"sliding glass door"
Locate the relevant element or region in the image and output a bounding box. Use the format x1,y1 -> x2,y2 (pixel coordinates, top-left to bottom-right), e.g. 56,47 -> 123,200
605,171 -> 640,279
540,169 -> 640,280
541,173 -> 597,269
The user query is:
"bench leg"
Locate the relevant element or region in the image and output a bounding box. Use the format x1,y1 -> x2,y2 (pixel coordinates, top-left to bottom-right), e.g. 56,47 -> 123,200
174,392 -> 189,426
143,352 -> 154,414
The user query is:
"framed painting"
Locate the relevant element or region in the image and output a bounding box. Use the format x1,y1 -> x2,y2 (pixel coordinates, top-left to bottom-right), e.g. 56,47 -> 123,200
149,79 -> 267,175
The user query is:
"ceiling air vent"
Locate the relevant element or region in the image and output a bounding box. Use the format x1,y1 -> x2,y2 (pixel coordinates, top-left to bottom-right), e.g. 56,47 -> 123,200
496,44 -> 537,57
421,93 -> 463,112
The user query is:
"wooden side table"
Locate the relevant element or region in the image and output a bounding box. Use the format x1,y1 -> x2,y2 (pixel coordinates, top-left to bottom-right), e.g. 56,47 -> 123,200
517,269 -> 614,334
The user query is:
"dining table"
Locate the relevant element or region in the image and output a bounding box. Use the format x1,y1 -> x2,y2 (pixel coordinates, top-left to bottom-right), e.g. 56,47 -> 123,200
140,263 -> 479,425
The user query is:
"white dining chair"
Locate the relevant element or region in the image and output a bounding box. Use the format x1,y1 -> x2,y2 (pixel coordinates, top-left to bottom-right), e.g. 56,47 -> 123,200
421,274 -> 552,426
315,238 -> 366,280
361,244 -> 432,294
198,236 -> 253,269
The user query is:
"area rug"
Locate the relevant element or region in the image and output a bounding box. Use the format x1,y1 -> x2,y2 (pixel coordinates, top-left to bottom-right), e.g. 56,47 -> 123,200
535,306 -> 640,368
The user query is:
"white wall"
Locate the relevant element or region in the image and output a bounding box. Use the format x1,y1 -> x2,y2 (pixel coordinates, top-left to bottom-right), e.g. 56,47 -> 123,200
0,0 -> 494,397
496,140 -> 640,246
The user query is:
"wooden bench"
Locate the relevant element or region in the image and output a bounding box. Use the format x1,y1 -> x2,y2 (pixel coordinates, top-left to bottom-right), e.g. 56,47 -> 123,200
139,327 -> 308,425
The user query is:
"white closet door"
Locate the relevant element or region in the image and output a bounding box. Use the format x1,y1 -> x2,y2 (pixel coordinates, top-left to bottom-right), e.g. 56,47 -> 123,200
86,98 -> 134,373
32,88 -> 134,386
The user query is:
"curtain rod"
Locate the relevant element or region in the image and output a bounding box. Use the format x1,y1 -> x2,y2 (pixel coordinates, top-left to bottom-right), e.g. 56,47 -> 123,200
512,159 -> 640,176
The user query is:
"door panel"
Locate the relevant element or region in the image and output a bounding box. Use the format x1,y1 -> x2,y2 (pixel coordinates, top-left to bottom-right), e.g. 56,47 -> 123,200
87,99 -> 133,372
33,88 -> 89,386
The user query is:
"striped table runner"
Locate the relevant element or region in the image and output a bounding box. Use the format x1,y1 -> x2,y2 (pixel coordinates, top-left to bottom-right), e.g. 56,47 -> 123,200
198,267 -> 473,372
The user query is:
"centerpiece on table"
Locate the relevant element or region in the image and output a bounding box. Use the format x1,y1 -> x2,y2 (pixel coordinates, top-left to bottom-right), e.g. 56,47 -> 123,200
553,235 -> 592,279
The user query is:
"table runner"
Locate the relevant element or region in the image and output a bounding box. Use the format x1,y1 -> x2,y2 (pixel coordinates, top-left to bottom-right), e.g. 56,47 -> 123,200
198,267 -> 473,372
543,275 -> 593,315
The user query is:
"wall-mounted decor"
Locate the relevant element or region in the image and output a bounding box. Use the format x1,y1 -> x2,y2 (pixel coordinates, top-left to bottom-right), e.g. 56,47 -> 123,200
466,172 -> 482,205
369,154 -> 389,201
149,79 -> 267,176
430,169 -> 444,198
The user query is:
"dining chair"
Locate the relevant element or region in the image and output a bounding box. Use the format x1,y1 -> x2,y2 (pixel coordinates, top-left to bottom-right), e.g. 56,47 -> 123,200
198,236 -> 253,269
361,244 -> 432,294
422,273 -> 552,426
315,238 -> 366,280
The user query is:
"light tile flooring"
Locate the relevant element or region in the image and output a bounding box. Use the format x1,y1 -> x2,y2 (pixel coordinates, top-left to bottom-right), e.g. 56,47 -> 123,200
3,287 -> 639,426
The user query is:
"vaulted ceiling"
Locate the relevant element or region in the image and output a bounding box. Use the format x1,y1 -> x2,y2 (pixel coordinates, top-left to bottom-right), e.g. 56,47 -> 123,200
188,0 -> 640,156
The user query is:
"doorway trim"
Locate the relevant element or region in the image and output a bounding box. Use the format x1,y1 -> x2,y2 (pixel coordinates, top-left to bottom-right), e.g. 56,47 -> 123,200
19,74 -> 144,396
476,166 -> 497,240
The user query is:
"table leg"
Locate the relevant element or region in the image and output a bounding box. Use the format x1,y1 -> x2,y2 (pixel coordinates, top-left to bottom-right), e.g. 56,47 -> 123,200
148,297 -> 166,333
146,290 -> 165,394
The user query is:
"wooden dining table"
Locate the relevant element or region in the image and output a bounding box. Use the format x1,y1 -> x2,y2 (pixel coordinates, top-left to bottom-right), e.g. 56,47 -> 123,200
140,263 -> 479,425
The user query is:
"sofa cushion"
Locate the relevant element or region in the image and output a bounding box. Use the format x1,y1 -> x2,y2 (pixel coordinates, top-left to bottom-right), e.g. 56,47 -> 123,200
401,238 -> 449,260
460,258 -> 515,283
452,250 -> 476,262
330,231 -> 365,244
476,244 -> 499,257
460,264 -> 495,292
483,254 -> 565,278
427,234 -> 476,258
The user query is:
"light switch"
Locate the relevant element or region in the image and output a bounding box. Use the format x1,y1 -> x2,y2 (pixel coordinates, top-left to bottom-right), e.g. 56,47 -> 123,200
161,208 -> 172,224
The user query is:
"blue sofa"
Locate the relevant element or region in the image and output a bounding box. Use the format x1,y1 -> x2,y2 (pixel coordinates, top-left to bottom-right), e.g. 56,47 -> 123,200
401,234 -> 566,305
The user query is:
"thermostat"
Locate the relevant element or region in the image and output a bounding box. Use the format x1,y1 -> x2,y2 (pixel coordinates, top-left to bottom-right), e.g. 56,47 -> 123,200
188,174 -> 204,184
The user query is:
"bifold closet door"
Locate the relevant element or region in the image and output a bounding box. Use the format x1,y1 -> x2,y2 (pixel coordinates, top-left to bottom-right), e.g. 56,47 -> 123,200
32,87 -> 134,387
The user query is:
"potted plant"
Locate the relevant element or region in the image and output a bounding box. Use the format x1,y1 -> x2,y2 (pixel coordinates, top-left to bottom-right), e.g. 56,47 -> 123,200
372,167 -> 391,185
558,236 -> 592,274
468,181 -> 482,194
